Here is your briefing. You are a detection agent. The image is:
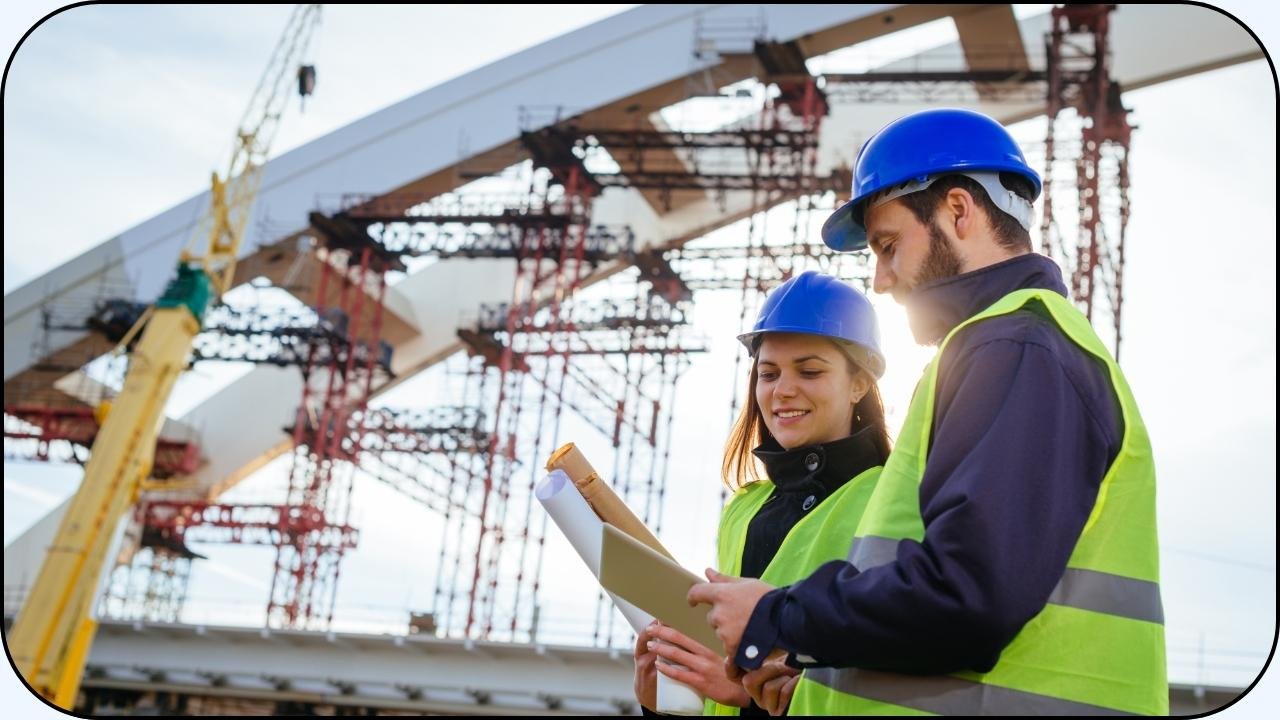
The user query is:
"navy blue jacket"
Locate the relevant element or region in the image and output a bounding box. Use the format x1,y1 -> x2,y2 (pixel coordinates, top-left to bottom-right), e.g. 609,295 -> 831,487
735,253 -> 1124,675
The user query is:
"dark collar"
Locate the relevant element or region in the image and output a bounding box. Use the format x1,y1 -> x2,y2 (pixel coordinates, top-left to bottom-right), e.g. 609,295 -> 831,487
752,428 -> 882,496
902,253 -> 1069,345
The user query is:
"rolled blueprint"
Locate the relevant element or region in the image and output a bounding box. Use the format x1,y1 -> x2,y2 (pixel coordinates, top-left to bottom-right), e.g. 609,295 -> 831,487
536,469 -> 703,715
546,443 -> 673,560
536,469 -> 650,628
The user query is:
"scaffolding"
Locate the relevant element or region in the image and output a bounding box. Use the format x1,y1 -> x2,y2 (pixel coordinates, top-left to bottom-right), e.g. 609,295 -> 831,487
3,406 -> 199,478
20,7 -> 1142,648
2,267 -> 196,472
93,228 -> 483,629
814,6 -> 1135,356
1041,4 -> 1134,359
267,35 -> 866,645
96,527 -> 203,624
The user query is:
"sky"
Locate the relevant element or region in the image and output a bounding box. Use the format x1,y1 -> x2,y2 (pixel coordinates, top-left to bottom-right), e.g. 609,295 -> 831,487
3,2 -> 1278,717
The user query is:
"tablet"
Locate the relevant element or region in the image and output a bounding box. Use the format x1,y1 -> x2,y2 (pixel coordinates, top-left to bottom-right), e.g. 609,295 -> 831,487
599,522 -> 723,654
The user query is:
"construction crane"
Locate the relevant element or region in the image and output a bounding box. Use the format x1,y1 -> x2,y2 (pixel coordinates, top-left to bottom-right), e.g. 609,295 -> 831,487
7,5 -> 322,708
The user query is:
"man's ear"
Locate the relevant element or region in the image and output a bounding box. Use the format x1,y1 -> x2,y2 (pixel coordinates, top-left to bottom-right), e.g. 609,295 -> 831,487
944,186 -> 981,240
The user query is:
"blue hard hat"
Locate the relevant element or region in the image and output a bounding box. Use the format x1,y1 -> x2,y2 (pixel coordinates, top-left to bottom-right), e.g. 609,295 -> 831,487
737,271 -> 885,378
822,108 -> 1043,252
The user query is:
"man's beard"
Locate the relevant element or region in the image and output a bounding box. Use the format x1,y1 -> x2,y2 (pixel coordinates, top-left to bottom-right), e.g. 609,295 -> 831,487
903,220 -> 964,344
914,219 -> 964,289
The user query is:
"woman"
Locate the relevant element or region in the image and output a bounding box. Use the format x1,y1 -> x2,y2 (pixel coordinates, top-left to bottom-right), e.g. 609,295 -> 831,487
633,271 -> 890,716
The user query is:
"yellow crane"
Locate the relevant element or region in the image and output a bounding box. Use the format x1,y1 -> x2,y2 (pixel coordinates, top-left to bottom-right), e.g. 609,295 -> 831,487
8,5 -> 322,708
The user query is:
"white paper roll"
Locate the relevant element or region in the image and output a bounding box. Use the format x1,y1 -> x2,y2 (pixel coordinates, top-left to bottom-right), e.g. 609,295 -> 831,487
537,470 -> 704,715
536,469 -> 650,628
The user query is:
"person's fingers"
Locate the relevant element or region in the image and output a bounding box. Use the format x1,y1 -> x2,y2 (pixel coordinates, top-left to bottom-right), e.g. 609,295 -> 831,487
634,629 -> 651,658
703,605 -> 741,658
706,568 -> 736,582
687,581 -> 715,606
742,669 -> 768,705
654,658 -> 708,693
705,608 -> 721,643
650,639 -> 708,671
636,644 -> 657,671
759,676 -> 778,714
745,683 -> 763,709
635,620 -> 670,656
782,675 -> 801,695
764,674 -> 794,715
742,664 -> 787,706
716,624 -> 739,660
770,675 -> 801,717
649,623 -> 712,656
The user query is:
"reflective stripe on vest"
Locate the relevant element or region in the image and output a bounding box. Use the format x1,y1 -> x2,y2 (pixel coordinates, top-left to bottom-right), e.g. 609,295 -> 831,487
789,289 -> 1166,716
849,536 -> 1164,625
703,466 -> 881,716
802,667 -> 1135,716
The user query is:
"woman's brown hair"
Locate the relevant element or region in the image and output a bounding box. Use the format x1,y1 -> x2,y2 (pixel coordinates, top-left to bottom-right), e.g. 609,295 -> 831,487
721,343 -> 892,491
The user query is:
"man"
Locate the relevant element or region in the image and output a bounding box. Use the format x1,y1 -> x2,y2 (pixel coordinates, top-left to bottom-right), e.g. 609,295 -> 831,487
688,108 -> 1166,715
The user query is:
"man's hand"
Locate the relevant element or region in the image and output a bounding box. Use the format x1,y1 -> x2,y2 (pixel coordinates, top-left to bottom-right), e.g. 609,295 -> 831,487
742,651 -> 801,716
648,623 -> 750,708
686,568 -> 775,661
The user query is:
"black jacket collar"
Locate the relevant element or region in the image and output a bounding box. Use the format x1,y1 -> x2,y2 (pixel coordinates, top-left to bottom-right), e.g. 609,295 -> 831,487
902,253 -> 1069,345
752,427 -> 882,496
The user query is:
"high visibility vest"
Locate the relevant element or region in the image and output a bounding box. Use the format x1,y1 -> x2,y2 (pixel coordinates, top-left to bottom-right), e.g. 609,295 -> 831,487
704,465 -> 881,716
790,289 -> 1167,716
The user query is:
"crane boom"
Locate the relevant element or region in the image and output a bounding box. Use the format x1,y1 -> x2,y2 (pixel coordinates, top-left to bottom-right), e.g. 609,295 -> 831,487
7,6 -> 321,708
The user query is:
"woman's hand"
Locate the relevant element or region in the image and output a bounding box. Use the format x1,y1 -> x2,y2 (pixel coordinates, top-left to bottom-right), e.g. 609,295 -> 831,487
633,622 -> 661,710
649,622 -> 751,708
742,655 -> 801,716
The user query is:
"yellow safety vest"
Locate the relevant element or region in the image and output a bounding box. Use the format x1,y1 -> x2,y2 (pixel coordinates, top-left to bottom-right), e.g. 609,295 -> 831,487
790,289 -> 1167,715
704,465 -> 881,715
